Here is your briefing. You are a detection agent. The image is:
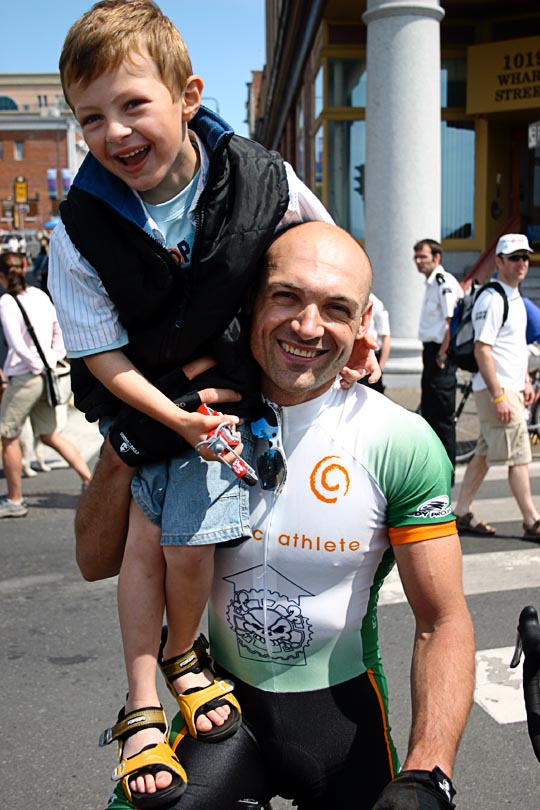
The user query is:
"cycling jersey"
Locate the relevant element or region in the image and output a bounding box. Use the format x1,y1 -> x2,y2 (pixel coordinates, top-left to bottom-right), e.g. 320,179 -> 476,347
209,381 -> 455,693
105,382 -> 456,810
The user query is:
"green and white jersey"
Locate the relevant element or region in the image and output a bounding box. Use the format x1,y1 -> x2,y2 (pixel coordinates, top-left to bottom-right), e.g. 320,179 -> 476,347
209,381 -> 455,693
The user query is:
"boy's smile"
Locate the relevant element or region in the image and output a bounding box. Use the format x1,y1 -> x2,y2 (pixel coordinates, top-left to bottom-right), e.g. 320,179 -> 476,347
69,50 -> 201,204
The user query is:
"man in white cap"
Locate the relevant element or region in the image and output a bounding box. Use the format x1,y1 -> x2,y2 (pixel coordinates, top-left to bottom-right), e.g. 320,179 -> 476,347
454,233 -> 540,538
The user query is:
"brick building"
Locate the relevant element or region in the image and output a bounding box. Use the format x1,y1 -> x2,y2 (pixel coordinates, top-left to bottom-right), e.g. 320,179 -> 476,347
0,74 -> 86,232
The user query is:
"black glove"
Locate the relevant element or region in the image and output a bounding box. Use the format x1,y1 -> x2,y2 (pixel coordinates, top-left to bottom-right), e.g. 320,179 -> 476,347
108,319 -> 262,467
371,768 -> 456,810
108,390 -> 202,467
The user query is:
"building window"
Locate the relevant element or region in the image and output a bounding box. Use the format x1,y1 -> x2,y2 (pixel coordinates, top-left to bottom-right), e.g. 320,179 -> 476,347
441,58 -> 467,108
314,67 -> 323,120
328,57 -> 366,107
441,120 -> 475,238
14,140 -> 25,161
314,124 -> 324,201
0,142 -> 3,159
328,120 -> 366,241
38,94 -> 48,108
0,95 -> 17,111
296,96 -> 305,180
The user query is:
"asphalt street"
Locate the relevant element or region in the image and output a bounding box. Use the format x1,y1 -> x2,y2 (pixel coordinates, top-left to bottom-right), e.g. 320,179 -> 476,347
1,400 -> 539,809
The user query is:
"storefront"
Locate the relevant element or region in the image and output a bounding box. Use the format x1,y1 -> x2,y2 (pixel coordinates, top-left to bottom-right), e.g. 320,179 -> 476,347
253,1 -> 540,376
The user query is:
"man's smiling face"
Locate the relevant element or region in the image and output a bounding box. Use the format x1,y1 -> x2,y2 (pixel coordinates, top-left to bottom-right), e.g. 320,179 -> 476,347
250,222 -> 373,406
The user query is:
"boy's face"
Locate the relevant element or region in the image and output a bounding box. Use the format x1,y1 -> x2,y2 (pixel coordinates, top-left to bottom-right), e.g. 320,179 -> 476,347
69,51 -> 200,204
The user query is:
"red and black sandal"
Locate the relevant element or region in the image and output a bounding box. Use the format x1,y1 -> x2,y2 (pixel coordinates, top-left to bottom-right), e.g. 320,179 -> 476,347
99,705 -> 187,808
158,630 -> 241,742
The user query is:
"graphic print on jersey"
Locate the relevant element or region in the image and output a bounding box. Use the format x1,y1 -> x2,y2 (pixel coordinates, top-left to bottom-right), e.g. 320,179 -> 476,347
225,565 -> 314,665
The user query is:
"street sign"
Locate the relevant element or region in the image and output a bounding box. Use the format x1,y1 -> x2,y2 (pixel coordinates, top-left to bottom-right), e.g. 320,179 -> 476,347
14,175 -> 28,203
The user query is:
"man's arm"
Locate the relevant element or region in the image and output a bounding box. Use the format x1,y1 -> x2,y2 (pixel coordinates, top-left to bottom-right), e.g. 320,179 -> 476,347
75,437 -> 134,580
474,341 -> 513,423
378,333 -> 391,371
395,533 -> 475,776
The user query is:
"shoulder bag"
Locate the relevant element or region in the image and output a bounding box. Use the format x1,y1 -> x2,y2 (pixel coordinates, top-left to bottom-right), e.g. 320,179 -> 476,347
11,295 -> 71,407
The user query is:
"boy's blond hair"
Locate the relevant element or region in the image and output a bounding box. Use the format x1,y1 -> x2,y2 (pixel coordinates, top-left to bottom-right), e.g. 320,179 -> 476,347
60,0 -> 193,109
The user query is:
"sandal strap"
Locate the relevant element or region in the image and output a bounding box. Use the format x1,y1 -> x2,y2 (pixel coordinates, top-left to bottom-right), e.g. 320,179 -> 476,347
177,678 -> 240,738
99,706 -> 167,748
113,740 -> 187,802
159,634 -> 212,685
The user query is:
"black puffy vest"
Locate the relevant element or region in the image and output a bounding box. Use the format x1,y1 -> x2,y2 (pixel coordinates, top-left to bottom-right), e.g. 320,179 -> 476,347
60,134 -> 289,420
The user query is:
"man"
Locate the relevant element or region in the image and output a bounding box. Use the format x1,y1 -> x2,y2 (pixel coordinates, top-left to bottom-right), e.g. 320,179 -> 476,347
454,233 -> 540,538
415,239 -> 463,470
85,223 -> 473,809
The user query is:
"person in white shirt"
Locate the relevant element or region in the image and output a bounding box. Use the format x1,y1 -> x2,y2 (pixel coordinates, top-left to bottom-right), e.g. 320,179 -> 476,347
454,233 -> 540,538
415,238 -> 463,471
0,253 -> 91,518
359,292 -> 391,394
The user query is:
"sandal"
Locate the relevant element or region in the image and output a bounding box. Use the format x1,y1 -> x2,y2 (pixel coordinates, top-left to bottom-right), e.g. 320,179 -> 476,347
523,519 -> 540,540
158,630 -> 241,742
99,705 -> 187,808
455,511 -> 496,536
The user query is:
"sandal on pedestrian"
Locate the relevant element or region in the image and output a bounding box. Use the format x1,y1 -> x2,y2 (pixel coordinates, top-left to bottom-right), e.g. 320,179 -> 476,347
99,705 -> 187,809
455,512 -> 496,536
523,519 -> 540,540
158,630 -> 241,742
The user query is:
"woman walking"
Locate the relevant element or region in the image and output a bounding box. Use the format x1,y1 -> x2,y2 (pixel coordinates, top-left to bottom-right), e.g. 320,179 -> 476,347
0,252 -> 91,517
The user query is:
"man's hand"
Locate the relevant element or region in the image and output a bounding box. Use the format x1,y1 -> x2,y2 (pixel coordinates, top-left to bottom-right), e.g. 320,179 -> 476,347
371,768 -> 456,809
524,379 -> 535,407
340,333 -> 381,388
493,395 -> 512,424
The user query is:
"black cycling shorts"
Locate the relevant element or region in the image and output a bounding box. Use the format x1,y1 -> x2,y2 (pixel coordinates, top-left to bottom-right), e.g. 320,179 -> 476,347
169,669 -> 397,810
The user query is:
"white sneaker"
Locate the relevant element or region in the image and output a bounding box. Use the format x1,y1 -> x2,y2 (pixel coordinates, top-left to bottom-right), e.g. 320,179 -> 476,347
0,497 -> 28,518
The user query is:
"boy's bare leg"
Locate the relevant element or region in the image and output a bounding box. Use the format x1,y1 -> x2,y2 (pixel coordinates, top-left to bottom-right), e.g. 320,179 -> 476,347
75,437 -> 135,580
117,500 -> 173,796
162,544 -> 231,732
74,373 -> 238,582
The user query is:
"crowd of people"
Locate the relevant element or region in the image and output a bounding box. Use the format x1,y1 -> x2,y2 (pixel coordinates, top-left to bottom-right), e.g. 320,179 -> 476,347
1,1 -> 539,809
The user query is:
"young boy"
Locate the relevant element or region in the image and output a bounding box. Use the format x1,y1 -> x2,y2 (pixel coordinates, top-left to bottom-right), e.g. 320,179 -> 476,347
50,1 -> 373,805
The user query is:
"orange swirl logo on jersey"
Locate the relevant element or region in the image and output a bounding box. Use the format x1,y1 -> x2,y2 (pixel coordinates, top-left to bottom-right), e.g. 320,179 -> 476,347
310,456 -> 350,503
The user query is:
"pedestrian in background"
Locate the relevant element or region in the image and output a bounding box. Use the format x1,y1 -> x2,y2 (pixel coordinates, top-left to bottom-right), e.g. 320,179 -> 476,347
454,233 -> 540,538
415,238 -> 463,472
0,253 -> 91,518
359,292 -> 391,394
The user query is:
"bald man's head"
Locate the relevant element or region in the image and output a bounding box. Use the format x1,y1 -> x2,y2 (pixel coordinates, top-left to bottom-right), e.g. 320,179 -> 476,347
251,221 -> 373,405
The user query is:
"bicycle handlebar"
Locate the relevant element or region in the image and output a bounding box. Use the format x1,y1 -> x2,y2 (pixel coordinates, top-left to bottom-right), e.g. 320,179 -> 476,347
510,605 -> 540,761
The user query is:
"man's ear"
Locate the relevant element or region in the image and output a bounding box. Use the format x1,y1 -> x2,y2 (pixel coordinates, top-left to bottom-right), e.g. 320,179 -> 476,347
356,300 -> 373,339
182,75 -> 204,122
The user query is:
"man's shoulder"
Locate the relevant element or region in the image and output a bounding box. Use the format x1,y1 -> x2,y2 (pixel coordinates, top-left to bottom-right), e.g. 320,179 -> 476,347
341,384 -> 423,431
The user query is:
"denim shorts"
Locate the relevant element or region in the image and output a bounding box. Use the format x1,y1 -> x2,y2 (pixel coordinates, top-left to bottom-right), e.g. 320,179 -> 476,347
131,427 -> 254,547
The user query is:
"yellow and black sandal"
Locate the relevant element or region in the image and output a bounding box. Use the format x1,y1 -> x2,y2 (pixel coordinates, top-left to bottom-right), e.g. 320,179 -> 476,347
158,630 -> 242,742
99,705 -> 187,809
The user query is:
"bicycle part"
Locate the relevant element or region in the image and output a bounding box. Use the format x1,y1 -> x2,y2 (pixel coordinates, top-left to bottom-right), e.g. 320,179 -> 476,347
528,398 -> 540,444
454,379 -> 478,464
510,605 -> 540,761
196,404 -> 258,486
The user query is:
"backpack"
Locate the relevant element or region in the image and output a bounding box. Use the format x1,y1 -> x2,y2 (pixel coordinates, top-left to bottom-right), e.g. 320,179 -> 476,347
449,281 -> 509,372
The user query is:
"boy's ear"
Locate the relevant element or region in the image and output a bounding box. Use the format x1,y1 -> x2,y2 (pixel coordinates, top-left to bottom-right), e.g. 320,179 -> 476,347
182,75 -> 203,122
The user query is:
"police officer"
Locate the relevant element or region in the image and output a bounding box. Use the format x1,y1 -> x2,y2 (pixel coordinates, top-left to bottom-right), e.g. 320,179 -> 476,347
415,238 -> 463,471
